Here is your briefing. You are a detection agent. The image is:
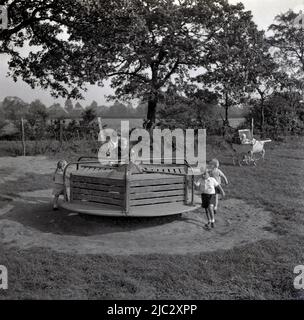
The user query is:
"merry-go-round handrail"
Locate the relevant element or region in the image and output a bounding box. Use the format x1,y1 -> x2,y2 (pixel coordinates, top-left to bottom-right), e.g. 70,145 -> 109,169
76,156 -> 99,170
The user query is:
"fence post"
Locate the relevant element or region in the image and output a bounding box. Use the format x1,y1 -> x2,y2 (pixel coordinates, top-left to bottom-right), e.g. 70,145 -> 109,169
59,120 -> 63,147
21,118 -> 26,156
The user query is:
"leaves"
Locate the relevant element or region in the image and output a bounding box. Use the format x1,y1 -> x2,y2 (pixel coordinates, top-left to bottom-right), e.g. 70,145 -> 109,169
0,0 -> 275,123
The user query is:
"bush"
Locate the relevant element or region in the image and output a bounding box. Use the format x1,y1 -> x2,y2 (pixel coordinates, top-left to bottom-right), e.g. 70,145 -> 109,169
0,139 -> 98,157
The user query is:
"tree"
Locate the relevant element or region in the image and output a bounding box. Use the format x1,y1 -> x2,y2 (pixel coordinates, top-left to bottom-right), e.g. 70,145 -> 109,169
157,88 -> 219,130
25,99 -> 48,139
268,10 -> 304,133
75,102 -> 84,110
48,103 -> 67,119
247,91 -> 304,137
1,0 -> 265,128
195,4 -> 264,127
89,100 -> 98,110
108,101 -> 128,118
2,96 -> 28,120
81,107 -> 97,125
26,99 -> 48,126
64,99 -> 73,113
0,107 -> 6,133
269,10 -> 304,77
245,33 -> 279,136
0,0 -> 86,99
74,0 -> 264,129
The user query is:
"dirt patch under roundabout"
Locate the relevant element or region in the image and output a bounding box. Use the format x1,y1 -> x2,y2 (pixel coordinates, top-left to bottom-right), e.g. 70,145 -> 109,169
0,189 -> 277,256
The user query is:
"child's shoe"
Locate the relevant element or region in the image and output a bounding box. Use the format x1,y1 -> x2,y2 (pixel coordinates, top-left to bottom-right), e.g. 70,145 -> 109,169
204,222 -> 211,230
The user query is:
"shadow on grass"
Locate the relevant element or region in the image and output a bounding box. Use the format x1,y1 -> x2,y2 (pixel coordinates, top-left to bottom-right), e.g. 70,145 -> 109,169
1,200 -> 187,236
0,172 -> 53,197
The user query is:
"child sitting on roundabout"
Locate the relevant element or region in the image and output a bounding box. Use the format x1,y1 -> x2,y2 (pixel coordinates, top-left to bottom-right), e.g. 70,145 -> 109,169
194,167 -> 225,230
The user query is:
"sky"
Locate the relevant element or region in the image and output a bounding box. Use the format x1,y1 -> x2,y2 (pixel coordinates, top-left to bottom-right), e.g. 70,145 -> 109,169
1,0 -> 304,107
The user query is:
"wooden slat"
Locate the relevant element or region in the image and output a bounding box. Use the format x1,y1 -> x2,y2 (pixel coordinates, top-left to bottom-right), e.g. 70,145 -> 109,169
130,177 -> 184,187
131,195 -> 184,206
144,169 -> 185,174
142,167 -> 184,171
184,175 -> 188,204
70,200 -> 123,211
130,173 -> 185,180
70,178 -> 74,201
72,175 -> 125,186
140,165 -> 187,174
140,164 -> 186,168
72,187 -> 123,199
130,189 -> 184,200
130,183 -> 184,193
72,181 -> 124,193
142,171 -> 185,176
72,193 -> 123,206
80,165 -> 113,170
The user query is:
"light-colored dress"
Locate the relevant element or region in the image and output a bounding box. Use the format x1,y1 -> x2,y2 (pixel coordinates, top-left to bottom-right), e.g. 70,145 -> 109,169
52,171 -> 65,196
210,168 -> 225,185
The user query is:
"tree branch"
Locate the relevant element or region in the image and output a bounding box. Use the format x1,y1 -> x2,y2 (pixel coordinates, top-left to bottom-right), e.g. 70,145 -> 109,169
158,58 -> 180,88
0,3 -> 55,41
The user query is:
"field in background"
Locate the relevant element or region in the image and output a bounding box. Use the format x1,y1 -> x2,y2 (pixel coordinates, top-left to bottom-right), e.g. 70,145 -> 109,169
0,136 -> 303,299
0,117 -> 246,157
102,117 -> 244,129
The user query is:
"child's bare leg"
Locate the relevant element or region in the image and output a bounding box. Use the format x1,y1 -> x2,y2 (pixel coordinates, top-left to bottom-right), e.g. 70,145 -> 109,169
214,194 -> 219,212
204,208 -> 211,227
53,195 -> 59,210
66,187 -> 70,201
209,205 -> 215,228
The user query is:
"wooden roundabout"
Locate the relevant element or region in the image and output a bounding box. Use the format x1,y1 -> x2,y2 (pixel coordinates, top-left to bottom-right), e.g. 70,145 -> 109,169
59,157 -> 200,217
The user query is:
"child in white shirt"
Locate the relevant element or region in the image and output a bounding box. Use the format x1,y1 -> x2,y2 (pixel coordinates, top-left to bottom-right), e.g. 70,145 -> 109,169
195,169 -> 225,229
209,158 -> 228,214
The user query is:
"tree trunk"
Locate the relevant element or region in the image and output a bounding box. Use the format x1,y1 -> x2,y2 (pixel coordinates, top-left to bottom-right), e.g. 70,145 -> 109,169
146,95 -> 158,131
224,106 -> 229,126
223,92 -> 229,127
260,96 -> 265,138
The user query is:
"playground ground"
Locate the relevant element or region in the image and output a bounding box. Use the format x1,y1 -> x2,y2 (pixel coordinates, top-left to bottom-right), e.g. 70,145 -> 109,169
0,137 -> 303,299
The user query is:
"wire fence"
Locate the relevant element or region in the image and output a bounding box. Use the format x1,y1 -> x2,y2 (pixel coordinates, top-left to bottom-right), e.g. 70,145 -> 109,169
0,118 -> 103,156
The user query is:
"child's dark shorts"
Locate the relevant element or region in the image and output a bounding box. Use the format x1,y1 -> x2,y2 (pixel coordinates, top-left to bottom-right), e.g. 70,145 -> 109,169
201,193 -> 216,209
215,186 -> 221,194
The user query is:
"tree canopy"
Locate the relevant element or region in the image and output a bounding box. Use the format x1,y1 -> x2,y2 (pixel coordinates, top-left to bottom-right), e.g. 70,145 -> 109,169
0,0 -> 263,128
2,1 -> 304,135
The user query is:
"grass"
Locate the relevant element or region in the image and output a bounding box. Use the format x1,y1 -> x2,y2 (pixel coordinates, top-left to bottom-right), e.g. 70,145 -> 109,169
0,136 -> 304,299
0,238 -> 302,299
0,139 -> 97,160
208,137 -> 304,236
0,173 -> 53,195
